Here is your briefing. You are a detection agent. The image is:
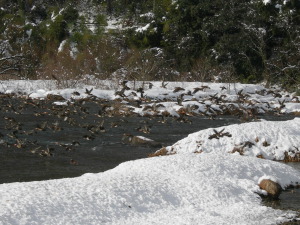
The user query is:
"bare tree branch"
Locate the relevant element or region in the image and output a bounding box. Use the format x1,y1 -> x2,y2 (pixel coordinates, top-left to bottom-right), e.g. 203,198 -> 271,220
0,54 -> 24,77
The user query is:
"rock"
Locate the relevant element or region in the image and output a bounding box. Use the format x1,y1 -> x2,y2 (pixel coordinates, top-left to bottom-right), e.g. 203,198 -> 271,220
259,179 -> 282,199
122,134 -> 162,148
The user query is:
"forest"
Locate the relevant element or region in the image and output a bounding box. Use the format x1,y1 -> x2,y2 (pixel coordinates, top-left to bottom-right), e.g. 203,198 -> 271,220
0,0 -> 299,91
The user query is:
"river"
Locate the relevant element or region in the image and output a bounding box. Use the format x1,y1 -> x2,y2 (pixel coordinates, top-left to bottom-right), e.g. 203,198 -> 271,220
0,98 -> 299,212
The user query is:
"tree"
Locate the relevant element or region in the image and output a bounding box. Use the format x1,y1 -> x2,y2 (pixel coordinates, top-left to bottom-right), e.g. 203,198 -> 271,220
107,0 -> 113,14
0,54 -> 23,77
0,41 -> 23,77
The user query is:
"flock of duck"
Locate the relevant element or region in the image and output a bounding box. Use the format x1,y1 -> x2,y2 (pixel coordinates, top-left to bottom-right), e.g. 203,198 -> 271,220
0,81 -> 299,166
0,87 -> 191,166
111,81 -> 299,120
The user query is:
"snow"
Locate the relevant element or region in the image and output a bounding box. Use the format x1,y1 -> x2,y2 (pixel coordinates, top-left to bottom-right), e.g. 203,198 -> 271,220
0,80 -> 300,224
53,101 -> 68,106
136,23 -> 151,33
0,153 -> 299,225
106,18 -> 123,31
161,118 -> 300,160
263,0 -> 271,4
58,40 -> 67,52
26,29 -> 32,38
70,42 -> 78,59
140,12 -> 154,19
283,102 -> 300,113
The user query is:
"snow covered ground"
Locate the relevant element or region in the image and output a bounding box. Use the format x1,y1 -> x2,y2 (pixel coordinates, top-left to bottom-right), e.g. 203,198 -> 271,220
0,80 -> 300,224
0,153 -> 299,225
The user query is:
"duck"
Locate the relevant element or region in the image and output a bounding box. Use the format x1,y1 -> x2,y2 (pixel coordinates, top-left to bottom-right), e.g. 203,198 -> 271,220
70,159 -> 79,165
173,87 -> 185,93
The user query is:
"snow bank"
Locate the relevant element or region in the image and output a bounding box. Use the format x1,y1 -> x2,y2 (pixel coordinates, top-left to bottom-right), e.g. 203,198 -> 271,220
0,153 -> 299,225
163,118 -> 300,161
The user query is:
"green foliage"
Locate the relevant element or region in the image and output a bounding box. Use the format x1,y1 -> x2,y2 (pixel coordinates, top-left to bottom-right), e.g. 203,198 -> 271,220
126,22 -> 163,49
96,14 -> 107,26
70,32 -> 83,44
27,5 -> 48,22
47,14 -> 68,43
159,0 -> 299,84
62,6 -> 79,24
95,14 -> 107,35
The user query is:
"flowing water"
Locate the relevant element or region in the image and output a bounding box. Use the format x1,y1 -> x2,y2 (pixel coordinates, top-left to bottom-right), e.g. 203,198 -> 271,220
0,114 -> 243,183
263,162 -> 300,213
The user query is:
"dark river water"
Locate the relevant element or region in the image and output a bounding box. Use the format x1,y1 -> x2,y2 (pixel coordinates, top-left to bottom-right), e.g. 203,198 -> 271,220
0,97 -> 299,212
0,114 -> 245,183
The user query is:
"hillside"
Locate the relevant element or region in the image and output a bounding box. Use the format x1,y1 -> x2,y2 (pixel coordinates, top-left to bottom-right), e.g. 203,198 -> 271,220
0,0 -> 299,91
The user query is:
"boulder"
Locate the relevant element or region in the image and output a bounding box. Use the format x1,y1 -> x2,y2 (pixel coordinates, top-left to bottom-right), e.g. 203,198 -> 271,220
122,134 -> 162,148
259,179 -> 282,199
